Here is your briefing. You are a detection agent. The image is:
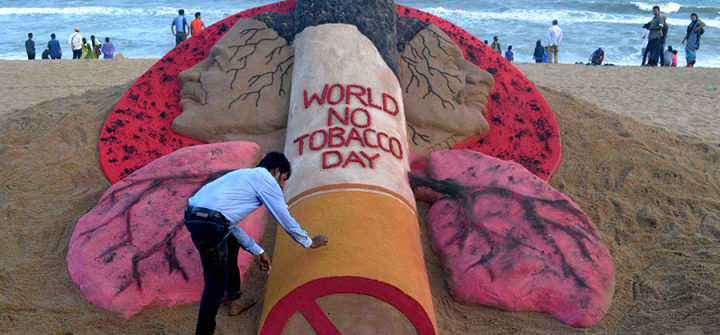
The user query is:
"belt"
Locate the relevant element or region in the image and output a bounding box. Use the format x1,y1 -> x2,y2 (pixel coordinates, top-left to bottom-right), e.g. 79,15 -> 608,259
186,206 -> 226,221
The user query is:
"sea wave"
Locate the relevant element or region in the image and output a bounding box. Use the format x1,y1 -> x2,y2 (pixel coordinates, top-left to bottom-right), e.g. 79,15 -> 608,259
424,7 -> 720,29
0,7 -> 242,17
632,2 -> 682,14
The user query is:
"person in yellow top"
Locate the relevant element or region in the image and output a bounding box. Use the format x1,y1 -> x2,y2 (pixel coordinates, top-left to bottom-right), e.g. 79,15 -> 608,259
81,37 -> 90,59
85,35 -> 101,59
190,12 -> 206,37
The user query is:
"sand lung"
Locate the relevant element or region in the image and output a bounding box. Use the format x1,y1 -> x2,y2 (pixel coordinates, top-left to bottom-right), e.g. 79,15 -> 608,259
67,141 -> 266,317
417,149 -> 615,328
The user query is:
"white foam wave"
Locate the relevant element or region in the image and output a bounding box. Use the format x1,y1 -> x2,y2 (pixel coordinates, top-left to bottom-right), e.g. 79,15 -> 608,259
425,7 -> 720,28
0,7 -> 241,17
632,2 -> 682,14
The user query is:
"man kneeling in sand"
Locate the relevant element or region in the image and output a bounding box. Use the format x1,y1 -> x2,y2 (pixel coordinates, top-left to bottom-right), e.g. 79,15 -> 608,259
184,152 -> 328,335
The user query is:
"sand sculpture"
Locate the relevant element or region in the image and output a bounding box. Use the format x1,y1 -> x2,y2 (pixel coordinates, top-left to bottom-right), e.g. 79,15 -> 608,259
67,0 -> 615,333
171,20 -> 494,161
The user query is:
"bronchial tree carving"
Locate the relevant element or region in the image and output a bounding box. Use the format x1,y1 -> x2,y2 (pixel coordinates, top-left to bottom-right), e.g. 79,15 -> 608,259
226,27 -> 294,108
76,171 -> 229,296
401,31 -> 461,110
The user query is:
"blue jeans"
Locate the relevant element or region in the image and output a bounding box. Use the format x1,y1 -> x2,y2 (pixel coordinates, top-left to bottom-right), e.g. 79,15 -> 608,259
184,208 -> 242,335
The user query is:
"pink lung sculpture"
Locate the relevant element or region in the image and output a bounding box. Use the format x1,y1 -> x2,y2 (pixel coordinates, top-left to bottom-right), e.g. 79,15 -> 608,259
67,142 -> 266,318
412,150 -> 614,328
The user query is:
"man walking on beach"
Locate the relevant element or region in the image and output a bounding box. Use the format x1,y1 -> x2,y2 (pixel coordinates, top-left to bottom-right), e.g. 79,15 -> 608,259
25,33 -> 35,60
547,20 -> 562,64
171,9 -> 190,46
48,33 -> 61,60
191,12 -> 206,37
646,6 -> 664,67
69,28 -> 82,59
184,152 -> 328,335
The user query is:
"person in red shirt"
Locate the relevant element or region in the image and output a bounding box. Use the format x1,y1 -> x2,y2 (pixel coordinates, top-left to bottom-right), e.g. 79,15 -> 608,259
191,12 -> 206,37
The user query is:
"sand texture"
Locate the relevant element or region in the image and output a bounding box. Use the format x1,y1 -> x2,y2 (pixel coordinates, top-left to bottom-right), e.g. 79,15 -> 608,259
0,59 -> 156,114
1,60 -> 720,334
516,64 -> 720,144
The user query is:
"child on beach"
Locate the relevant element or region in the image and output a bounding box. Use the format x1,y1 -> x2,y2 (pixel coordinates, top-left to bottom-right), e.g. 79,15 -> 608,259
543,47 -> 549,63
672,49 -> 678,67
663,46 -> 674,67
533,40 -> 544,63
505,45 -> 514,63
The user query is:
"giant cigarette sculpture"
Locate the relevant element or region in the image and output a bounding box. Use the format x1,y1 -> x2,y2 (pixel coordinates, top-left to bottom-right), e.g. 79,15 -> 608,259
259,2 -> 436,334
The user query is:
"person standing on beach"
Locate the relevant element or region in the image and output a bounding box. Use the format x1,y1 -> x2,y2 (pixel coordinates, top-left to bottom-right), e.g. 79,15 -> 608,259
184,152 -> 327,335
25,33 -> 35,60
69,28 -> 82,59
663,46 -> 673,67
682,13 -> 706,67
490,36 -> 502,54
657,14 -> 669,66
101,37 -> 115,59
48,33 -> 61,60
171,9 -> 190,46
641,24 -> 650,66
646,6 -> 664,67
191,12 -> 206,37
547,20 -> 562,64
505,45 -> 514,63
533,40 -> 544,63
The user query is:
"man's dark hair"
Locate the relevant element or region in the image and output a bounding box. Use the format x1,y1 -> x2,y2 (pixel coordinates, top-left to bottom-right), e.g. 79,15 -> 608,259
195,12 -> 201,18
652,6 -> 660,11
51,33 -> 56,38
493,36 -> 498,41
179,9 -> 185,15
508,45 -> 512,50
484,40 -> 488,44
105,37 -> 110,43
257,152 -> 292,177
28,33 -> 33,38
552,20 -> 558,25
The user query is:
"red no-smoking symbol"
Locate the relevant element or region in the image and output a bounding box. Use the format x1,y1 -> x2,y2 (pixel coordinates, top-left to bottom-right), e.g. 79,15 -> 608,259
260,276 -> 436,334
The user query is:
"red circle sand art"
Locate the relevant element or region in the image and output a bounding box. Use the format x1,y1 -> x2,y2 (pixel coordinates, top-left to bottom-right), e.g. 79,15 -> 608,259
99,0 -> 562,184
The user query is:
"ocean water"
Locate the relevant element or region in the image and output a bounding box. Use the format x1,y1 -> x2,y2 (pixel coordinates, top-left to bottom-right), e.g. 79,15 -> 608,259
1,0 -> 718,67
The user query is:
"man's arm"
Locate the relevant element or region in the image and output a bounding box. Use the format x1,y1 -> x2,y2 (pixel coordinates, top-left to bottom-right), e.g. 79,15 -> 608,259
256,181 -> 327,248
229,225 -> 264,256
257,182 -> 312,247
171,23 -> 176,36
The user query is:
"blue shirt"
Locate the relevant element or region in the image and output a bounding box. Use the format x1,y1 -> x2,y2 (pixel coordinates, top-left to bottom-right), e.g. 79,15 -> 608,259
47,38 -> 61,58
189,167 -> 313,255
504,50 -> 514,62
172,15 -> 188,34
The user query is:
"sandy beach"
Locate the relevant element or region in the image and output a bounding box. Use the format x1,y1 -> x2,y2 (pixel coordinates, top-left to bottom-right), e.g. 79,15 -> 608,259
1,59 -> 719,334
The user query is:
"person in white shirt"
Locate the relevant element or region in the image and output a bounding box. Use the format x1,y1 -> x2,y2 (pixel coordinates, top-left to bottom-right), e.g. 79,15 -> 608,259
68,27 -> 83,59
184,152 -> 328,335
547,20 -> 563,64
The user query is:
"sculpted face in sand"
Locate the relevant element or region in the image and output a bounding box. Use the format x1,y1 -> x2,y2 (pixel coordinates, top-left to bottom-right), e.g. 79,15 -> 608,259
172,19 -> 293,152
173,21 -> 493,155
400,25 -> 494,154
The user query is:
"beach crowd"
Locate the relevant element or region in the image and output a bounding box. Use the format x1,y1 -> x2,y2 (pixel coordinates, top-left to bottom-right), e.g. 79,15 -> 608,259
489,6 -> 708,67
25,28 -> 116,60
23,6 -> 710,67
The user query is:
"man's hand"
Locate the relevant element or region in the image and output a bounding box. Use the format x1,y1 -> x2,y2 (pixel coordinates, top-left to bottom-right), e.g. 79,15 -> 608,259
311,235 -> 328,248
256,252 -> 271,274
